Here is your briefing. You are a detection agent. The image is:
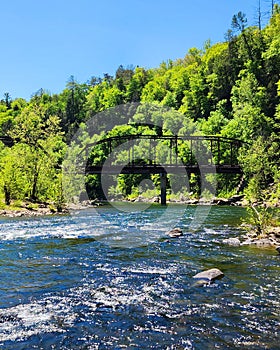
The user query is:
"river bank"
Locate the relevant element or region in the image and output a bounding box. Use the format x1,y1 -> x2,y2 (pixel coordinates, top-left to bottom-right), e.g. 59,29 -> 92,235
0,202 -> 68,218
0,192 -> 269,218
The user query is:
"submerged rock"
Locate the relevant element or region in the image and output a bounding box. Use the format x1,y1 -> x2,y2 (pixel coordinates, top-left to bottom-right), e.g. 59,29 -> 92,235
193,268 -> 224,284
191,279 -> 211,287
167,228 -> 183,238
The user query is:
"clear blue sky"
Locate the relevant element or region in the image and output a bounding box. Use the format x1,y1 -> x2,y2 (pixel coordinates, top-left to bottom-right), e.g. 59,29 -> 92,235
0,0 -> 274,100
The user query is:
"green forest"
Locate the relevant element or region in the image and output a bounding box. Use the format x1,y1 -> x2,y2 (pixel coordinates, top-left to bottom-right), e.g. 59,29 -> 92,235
0,8 -> 280,211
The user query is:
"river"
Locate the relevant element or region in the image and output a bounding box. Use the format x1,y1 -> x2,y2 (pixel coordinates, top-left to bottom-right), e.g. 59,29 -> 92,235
0,204 -> 279,349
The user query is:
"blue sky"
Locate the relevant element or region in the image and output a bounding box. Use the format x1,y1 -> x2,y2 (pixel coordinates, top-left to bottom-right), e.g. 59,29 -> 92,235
0,0 -> 274,100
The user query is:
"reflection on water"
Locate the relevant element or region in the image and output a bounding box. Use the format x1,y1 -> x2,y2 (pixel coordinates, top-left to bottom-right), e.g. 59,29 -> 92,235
0,205 -> 279,349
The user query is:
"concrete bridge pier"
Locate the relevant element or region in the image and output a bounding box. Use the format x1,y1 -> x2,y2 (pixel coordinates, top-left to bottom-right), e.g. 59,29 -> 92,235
160,173 -> 167,205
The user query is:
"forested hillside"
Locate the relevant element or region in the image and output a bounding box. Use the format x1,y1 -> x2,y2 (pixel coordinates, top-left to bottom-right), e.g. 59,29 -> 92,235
0,8 -> 280,209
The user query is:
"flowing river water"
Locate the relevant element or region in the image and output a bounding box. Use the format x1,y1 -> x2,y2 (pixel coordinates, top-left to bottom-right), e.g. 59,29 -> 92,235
0,204 -> 279,349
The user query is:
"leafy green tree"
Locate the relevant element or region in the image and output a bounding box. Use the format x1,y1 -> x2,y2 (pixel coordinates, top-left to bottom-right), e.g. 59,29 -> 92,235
203,42 -> 234,108
0,144 -> 28,204
262,8 -> 280,116
102,86 -> 124,109
163,66 -> 190,108
231,12 -> 254,61
141,78 -> 167,103
55,76 -> 89,139
85,83 -> 105,118
198,100 -> 228,135
0,105 -> 12,135
125,67 -> 150,102
115,65 -> 134,91
8,104 -> 66,202
179,65 -> 210,120
222,70 -> 273,140
239,137 -> 274,201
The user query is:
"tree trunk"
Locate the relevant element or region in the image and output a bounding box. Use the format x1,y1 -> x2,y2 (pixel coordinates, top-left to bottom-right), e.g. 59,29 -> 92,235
31,171 -> 39,201
4,185 -> 11,205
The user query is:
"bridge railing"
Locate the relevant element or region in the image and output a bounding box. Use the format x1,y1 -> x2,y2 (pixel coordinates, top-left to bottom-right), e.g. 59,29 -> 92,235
85,134 -> 248,170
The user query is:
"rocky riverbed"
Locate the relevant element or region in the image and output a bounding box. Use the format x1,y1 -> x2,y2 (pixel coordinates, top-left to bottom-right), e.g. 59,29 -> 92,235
223,226 -> 280,249
0,203 -> 68,218
124,194 -> 246,206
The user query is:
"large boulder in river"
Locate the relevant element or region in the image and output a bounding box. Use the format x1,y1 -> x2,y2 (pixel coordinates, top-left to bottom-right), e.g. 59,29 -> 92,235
193,268 -> 224,283
167,228 -> 183,238
276,246 -> 280,254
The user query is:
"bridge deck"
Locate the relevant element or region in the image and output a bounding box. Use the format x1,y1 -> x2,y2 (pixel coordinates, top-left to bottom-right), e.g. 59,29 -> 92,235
85,164 -> 242,175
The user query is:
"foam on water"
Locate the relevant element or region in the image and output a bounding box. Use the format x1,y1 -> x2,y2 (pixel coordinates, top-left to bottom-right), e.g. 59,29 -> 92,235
0,296 -> 76,342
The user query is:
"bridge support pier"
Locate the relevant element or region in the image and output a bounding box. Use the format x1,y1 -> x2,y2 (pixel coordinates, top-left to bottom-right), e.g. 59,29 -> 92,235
160,173 -> 167,206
